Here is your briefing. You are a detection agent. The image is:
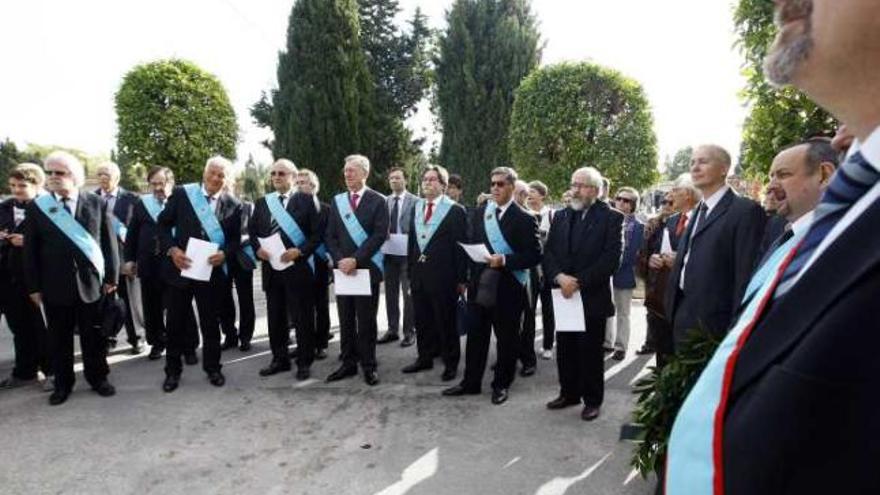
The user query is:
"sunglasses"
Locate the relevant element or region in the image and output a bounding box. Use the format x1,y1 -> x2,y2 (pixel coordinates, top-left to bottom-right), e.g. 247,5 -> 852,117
615,196 -> 634,204
490,180 -> 509,188
46,170 -> 68,177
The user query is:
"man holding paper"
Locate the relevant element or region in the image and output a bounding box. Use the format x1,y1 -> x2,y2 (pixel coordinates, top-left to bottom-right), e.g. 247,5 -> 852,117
378,167 -> 417,347
542,166 -> 623,421
250,158 -> 321,380
325,154 -> 389,386
157,156 -> 242,392
442,166 -> 540,405
403,165 -> 468,381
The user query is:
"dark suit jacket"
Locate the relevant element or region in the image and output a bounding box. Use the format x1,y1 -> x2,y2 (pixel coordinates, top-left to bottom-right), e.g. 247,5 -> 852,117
755,213 -> 787,268
665,189 -> 765,342
386,191 -> 418,236
232,201 -> 256,271
613,215 -> 644,289
722,196 -> 880,494
157,185 -> 242,288
325,188 -> 389,285
467,202 -> 541,306
23,191 -> 119,305
543,200 -> 623,319
640,214 -> 681,317
123,196 -> 166,279
0,199 -> 28,286
407,199 -> 468,294
95,187 -> 138,227
249,192 -> 321,292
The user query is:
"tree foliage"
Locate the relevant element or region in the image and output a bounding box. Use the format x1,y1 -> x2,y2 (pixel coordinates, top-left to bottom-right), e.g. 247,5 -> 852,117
734,0 -> 836,179
1,139 -> 42,192
509,62 -> 659,196
664,146 -> 692,181
114,59 -> 238,185
435,0 -> 541,203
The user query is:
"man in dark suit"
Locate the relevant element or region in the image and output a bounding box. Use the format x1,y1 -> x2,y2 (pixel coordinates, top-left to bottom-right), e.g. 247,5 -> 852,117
219,194 -> 256,351
442,167 -> 541,405
252,159 -> 321,380
607,186 -> 644,361
542,167 -> 623,421
157,156 -> 242,392
664,144 -> 765,349
95,161 -> 143,353
378,167 -> 417,347
666,3 -> 880,492
24,151 -> 119,405
0,163 -> 50,389
296,168 -> 331,360
401,165 -> 468,381
325,154 -> 389,386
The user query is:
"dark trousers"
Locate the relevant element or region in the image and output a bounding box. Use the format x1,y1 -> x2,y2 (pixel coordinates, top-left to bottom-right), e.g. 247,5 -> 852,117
384,255 -> 414,338
220,263 -> 255,345
412,286 -> 460,371
540,287 -> 555,350
116,276 -> 139,345
266,275 -> 316,369
556,317 -> 606,407
139,276 -> 167,348
648,311 -> 674,368
165,276 -> 225,376
336,285 -> 380,372
44,300 -> 108,392
462,298 -> 524,392
518,282 -> 539,367
2,282 -> 50,379
314,266 -> 331,350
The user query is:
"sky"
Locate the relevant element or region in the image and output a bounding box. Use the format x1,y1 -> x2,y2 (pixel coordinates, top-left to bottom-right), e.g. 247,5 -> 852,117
0,0 -> 748,172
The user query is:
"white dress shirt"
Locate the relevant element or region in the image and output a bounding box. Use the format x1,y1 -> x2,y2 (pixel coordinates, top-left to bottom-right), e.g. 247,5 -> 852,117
495,198 -> 514,220
680,185 -> 730,289
54,191 -> 79,216
101,187 -> 120,212
201,185 -> 220,215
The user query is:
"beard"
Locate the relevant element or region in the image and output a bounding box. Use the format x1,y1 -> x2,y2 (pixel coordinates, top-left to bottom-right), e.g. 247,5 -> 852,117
570,197 -> 595,211
764,0 -> 814,86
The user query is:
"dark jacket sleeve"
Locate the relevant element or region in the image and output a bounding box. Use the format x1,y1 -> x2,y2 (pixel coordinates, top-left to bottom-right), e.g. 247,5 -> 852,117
730,201 -> 767,312
452,206 -> 469,285
100,197 -> 120,285
223,201 -> 242,258
504,210 -> 541,271
576,209 -> 624,290
23,203 -> 41,295
325,201 -> 343,267
542,212 -> 564,285
124,200 -> 144,264
299,194 -> 321,258
353,196 -> 389,268
157,187 -> 181,254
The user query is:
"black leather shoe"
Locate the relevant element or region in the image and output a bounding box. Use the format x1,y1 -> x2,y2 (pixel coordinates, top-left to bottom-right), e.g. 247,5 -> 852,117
401,361 -> 433,374
239,342 -> 252,352
520,365 -> 536,377
296,368 -> 311,381
208,371 -> 225,387
221,339 -> 238,351
442,384 -> 480,396
581,405 -> 601,421
441,368 -> 457,382
315,349 -> 328,360
92,381 -> 116,397
184,353 -> 199,366
612,350 -> 626,361
148,345 -> 165,360
326,366 -> 358,382
546,396 -> 581,410
400,335 -> 416,347
162,374 -> 180,393
491,388 -> 509,405
48,389 -> 71,406
259,361 -> 291,377
377,332 -> 399,344
635,345 -> 655,355
129,341 -> 143,355
363,370 -> 380,386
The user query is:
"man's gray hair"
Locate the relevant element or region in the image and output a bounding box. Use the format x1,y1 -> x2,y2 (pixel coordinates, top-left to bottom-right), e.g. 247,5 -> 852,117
273,158 -> 298,174
514,179 -> 529,193
298,168 -> 320,195
97,161 -> 121,180
205,155 -> 234,174
490,166 -> 518,185
673,172 -> 702,202
572,166 -> 603,189
44,150 -> 85,187
345,154 -> 371,175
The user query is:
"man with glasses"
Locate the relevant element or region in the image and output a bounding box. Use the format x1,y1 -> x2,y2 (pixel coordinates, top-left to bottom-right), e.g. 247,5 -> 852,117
606,187 -> 644,361
442,167 -> 540,405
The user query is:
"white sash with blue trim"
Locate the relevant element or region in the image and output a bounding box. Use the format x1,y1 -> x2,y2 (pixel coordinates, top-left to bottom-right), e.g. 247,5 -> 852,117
413,195 -> 452,253
34,194 -> 105,279
183,183 -> 227,274
333,192 -> 384,274
266,191 -> 314,272
483,201 -> 528,286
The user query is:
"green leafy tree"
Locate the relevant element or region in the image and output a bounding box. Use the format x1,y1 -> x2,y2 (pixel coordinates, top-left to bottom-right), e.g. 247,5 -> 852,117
734,0 -> 836,179
115,59 -> 238,184
509,62 -> 659,196
238,154 -> 269,202
252,0 -> 375,194
1,139 -> 41,192
664,146 -> 692,181
435,0 -> 541,202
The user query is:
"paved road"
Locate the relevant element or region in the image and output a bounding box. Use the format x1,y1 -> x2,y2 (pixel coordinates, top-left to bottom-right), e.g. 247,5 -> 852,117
0,290 -> 658,495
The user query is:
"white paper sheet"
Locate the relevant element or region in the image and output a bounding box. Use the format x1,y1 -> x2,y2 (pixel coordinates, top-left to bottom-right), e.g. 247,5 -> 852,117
660,229 -> 674,255
458,242 -> 492,263
552,289 -> 586,332
181,238 -> 219,282
333,269 -> 372,296
258,233 -> 294,271
381,233 -> 409,256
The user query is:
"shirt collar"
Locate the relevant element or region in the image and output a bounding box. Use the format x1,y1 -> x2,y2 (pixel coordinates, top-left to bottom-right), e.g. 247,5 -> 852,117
54,190 -> 78,202
702,185 -> 730,213
103,187 -> 119,198
496,198 -> 514,212
790,210 -> 814,237
201,184 -> 219,201
845,125 -> 880,173
350,185 -> 367,198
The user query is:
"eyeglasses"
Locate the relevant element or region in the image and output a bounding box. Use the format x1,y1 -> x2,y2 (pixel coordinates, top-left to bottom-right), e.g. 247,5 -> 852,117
661,199 -> 673,206
422,177 -> 441,183
490,180 -> 509,188
46,170 -> 68,177
570,182 -> 595,190
270,171 -> 288,177
615,196 -> 634,204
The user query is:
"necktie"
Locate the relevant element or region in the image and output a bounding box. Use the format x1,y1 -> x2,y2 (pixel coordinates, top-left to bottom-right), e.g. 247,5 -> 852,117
775,150 -> 880,297
270,195 -> 285,233
61,197 -> 72,215
675,213 -> 687,237
424,201 -> 434,224
350,193 -> 360,211
390,196 -> 400,233
685,203 -> 708,254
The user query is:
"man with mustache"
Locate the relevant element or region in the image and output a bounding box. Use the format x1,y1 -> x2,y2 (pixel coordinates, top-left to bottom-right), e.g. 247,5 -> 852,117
666,1 -> 880,493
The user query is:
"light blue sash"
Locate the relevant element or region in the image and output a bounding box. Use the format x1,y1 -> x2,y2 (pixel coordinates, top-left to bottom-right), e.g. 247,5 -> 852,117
413,195 -> 452,253
333,192 -> 384,274
141,194 -> 163,223
483,201 -> 528,286
34,194 -> 105,279
315,243 -> 329,262
266,192 -> 314,272
183,183 -> 227,274
665,230 -> 804,495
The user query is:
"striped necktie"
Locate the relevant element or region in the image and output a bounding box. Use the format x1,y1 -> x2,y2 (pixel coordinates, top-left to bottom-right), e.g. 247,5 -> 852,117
775,150 -> 880,297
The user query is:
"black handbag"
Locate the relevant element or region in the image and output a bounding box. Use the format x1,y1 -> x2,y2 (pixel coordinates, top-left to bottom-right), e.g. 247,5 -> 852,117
100,292 -> 128,338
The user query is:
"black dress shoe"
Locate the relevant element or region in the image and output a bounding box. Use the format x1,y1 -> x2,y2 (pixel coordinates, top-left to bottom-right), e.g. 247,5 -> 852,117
48,389 -> 71,406
400,335 -> 416,347
442,384 -> 480,396
92,381 -> 116,397
546,396 -> 581,410
612,350 -> 626,361
129,341 -> 143,355
491,388 -> 509,405
163,374 -> 180,393
315,349 -> 328,361
520,365 -> 536,377
221,339 -> 239,351
208,371 -> 226,387
148,345 -> 165,360
363,371 -> 380,386
401,361 -> 433,374
259,361 -> 291,377
184,353 -> 199,366
239,342 -> 252,352
377,332 -> 399,344
296,368 -> 311,381
441,368 -> 457,382
326,366 -> 358,382
635,345 -> 655,355
581,405 -> 601,421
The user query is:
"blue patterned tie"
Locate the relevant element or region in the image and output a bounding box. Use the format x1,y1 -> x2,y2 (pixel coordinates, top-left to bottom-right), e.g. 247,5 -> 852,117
775,150 -> 880,297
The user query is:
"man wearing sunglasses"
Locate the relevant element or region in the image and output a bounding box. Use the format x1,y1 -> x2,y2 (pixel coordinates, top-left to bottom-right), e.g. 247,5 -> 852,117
607,187 -> 644,361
